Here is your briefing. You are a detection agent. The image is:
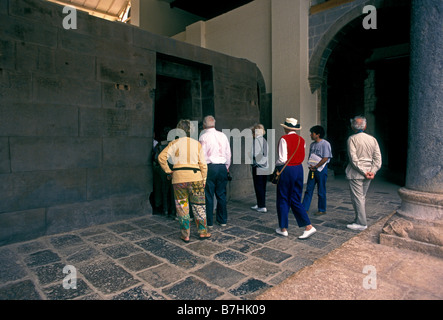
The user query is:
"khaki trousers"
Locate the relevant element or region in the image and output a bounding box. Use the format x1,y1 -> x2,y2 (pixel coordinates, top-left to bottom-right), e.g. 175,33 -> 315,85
348,178 -> 371,226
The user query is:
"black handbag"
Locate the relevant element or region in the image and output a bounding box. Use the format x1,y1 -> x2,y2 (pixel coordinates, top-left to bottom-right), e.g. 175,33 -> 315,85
270,137 -> 301,185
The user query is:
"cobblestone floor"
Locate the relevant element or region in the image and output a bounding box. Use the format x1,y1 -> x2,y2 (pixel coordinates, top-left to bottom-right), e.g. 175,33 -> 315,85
0,176 -> 401,300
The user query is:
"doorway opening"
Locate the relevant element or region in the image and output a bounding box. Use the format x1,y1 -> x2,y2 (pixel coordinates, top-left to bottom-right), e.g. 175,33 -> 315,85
324,4 -> 410,185
154,54 -> 214,141
154,75 -> 192,137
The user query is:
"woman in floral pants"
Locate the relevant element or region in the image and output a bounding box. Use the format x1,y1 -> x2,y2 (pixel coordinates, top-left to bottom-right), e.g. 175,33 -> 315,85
158,120 -> 211,242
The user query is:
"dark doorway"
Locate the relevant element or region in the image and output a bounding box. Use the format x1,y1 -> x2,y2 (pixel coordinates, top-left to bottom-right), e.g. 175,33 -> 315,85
154,75 -> 192,140
325,4 -> 410,185
154,54 -> 214,141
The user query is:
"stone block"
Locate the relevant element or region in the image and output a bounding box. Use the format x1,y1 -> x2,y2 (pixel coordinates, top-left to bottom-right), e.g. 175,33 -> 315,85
9,0 -> 64,27
103,137 -> 150,167
43,278 -> 93,300
192,261 -> 247,289
136,237 -> 206,269
0,0 -> 6,14
78,260 -> 139,294
0,248 -> 28,282
79,108 -> 153,137
0,39 -> 15,70
55,49 -> 95,80
0,208 -> 46,245
102,81 -> 153,111
97,56 -> 154,84
0,13 -> 57,47
229,278 -> 271,297
0,103 -> 78,137
46,193 -> 146,235
162,276 -> 223,300
136,263 -> 183,287
0,170 -> 87,213
10,137 -> 102,172
0,71 -> 32,103
0,138 -> 9,174
58,29 -> 98,56
74,12 -> 133,44
0,279 -> 42,299
33,75 -> 101,107
86,166 -> 150,200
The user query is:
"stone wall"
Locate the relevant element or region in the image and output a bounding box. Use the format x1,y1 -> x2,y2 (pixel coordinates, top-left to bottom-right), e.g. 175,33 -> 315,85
0,0 -> 262,245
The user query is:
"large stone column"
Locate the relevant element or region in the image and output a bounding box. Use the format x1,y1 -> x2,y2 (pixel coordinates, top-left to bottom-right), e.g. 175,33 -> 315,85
380,0 -> 443,257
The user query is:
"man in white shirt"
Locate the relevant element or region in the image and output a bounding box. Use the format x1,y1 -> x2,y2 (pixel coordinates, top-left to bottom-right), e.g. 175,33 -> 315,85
346,116 -> 382,231
199,115 -> 232,228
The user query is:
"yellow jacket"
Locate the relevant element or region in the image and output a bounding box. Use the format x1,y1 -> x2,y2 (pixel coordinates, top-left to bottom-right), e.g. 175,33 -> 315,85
157,137 -> 207,184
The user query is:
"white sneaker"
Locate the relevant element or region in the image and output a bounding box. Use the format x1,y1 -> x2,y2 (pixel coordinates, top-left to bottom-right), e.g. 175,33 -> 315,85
275,228 -> 288,237
347,223 -> 367,231
251,205 -> 267,213
298,226 -> 316,239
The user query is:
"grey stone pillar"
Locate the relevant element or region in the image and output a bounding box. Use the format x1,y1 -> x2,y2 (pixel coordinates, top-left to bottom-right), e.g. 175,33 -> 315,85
380,0 -> 443,257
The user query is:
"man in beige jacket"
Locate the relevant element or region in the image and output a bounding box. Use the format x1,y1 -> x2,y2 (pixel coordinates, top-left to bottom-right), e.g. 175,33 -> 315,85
345,116 -> 382,231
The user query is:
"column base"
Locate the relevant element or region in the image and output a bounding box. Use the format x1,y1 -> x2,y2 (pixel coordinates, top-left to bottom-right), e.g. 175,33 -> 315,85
380,187 -> 443,258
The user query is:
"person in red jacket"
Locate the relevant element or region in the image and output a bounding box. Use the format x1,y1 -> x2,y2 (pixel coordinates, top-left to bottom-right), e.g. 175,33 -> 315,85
275,118 -> 316,239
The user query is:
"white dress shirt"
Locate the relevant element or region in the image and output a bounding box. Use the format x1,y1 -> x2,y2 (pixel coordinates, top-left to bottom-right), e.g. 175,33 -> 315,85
199,128 -> 231,169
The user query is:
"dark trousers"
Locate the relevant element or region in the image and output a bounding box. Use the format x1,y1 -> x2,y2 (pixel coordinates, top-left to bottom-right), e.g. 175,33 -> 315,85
252,166 -> 268,208
277,164 -> 311,229
205,163 -> 228,226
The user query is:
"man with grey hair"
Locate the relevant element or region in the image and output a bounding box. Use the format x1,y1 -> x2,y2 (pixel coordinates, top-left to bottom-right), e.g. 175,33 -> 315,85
199,115 -> 231,228
346,116 -> 382,231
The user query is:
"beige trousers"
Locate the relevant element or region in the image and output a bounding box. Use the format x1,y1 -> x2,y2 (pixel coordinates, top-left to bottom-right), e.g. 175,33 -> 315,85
348,178 -> 371,226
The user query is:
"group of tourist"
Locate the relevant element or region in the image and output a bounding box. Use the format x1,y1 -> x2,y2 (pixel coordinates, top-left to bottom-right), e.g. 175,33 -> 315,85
251,115 -> 381,239
154,114 -> 382,243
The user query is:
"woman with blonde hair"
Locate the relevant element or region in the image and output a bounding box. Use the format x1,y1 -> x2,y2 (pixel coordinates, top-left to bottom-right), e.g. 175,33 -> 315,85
250,123 -> 268,213
158,119 -> 211,242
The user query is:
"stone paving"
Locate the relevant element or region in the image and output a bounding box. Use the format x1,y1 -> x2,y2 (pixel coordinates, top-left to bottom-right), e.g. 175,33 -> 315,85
0,176 -> 402,300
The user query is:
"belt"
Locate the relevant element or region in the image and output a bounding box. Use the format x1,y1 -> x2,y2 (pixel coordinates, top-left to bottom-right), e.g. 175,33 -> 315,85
172,167 -> 201,173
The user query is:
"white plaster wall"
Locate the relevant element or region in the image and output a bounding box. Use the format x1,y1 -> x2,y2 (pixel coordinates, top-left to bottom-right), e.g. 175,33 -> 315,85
271,0 -> 317,177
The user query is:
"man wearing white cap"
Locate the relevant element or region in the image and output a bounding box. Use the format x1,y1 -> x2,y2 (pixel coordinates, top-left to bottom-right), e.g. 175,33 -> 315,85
275,118 -> 316,239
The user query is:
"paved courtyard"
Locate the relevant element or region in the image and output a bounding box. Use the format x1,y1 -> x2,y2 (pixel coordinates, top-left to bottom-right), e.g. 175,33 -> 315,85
0,176 -> 402,300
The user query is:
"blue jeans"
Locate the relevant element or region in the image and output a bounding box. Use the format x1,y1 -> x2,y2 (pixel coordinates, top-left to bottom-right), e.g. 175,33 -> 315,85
205,164 -> 228,226
302,166 -> 328,213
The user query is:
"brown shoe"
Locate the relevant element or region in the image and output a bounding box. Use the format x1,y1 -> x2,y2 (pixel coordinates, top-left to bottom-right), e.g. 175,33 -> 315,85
314,211 -> 327,216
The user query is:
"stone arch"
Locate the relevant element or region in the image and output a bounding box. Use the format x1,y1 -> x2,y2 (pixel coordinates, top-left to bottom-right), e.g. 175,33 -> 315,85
309,4 -> 369,93
308,0 -> 405,93
311,0 -> 411,182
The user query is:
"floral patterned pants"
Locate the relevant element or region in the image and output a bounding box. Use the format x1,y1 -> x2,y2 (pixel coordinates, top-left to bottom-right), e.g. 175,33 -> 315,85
173,180 -> 209,239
